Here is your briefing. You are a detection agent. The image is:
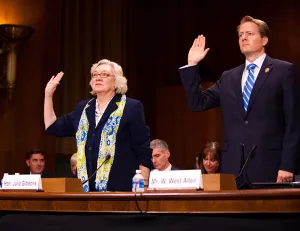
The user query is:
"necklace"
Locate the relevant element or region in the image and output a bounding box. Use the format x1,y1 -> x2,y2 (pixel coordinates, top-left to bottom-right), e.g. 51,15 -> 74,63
95,95 -> 114,117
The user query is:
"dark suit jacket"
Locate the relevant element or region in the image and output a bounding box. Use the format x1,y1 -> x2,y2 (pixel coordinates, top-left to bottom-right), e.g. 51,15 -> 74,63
25,170 -> 54,178
46,94 -> 153,191
171,165 -> 180,170
179,55 -> 300,183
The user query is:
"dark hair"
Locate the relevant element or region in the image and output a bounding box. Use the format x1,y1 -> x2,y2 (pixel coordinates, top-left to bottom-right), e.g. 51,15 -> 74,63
26,149 -> 44,160
197,142 -> 221,174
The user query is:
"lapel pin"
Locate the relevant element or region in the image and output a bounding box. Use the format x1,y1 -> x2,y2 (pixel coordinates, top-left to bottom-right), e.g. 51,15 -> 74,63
265,68 -> 270,73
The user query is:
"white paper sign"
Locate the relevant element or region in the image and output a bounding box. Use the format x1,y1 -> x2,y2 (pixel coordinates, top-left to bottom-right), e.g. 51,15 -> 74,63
148,169 -> 202,190
1,174 -> 43,190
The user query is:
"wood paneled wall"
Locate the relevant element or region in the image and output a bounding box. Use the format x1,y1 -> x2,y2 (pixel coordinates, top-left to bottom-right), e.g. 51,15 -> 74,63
0,0 -> 300,174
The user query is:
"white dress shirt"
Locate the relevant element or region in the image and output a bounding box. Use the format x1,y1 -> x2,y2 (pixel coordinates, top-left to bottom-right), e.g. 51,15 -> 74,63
161,164 -> 172,171
241,53 -> 266,90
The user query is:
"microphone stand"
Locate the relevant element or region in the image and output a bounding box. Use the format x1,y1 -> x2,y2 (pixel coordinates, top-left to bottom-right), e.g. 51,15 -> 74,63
235,145 -> 257,189
81,154 -> 111,185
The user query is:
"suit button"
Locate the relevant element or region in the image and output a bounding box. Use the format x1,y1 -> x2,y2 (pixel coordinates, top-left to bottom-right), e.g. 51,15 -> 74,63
244,121 -> 248,124
89,147 -> 92,151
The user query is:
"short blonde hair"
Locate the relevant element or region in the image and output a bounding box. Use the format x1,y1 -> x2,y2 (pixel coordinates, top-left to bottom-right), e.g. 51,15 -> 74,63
90,59 -> 128,95
237,15 -> 270,38
70,153 -> 77,164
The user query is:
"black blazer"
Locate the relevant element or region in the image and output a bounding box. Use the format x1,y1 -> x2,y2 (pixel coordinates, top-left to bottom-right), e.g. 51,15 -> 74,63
179,55 -> 300,183
46,94 -> 153,191
171,165 -> 180,170
25,170 -> 54,178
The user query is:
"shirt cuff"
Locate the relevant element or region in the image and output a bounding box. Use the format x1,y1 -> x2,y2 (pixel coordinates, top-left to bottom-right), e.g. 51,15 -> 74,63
179,64 -> 191,69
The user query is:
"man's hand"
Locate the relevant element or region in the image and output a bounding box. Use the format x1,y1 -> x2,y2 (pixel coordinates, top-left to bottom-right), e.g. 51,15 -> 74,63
139,164 -> 150,186
276,170 -> 293,182
188,35 -> 210,66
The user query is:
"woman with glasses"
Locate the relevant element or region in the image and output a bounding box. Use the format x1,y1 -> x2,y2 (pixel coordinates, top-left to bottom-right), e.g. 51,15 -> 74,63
44,59 -> 153,192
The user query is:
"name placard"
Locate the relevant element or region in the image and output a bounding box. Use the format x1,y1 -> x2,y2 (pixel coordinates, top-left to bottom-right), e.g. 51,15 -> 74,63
148,169 -> 202,190
1,174 -> 43,190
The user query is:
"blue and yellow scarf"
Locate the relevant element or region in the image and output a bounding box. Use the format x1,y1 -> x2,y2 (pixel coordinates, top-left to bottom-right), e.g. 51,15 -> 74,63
76,95 -> 126,192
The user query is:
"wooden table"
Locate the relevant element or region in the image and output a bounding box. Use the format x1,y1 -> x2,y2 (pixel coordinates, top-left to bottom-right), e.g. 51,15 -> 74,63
1,189 -> 300,230
1,189 -> 300,213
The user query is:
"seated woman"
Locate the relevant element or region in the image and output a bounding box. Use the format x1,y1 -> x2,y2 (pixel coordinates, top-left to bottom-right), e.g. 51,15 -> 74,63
44,59 -> 153,192
196,142 -> 221,174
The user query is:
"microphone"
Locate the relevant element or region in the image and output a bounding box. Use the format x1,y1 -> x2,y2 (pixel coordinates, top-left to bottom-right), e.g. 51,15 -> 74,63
235,144 -> 257,188
81,154 -> 111,185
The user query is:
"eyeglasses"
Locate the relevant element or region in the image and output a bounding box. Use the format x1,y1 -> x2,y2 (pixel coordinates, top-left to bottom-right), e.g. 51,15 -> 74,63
92,72 -> 114,78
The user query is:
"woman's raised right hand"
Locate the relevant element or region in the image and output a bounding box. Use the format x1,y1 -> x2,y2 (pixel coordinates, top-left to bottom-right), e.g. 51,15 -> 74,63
45,72 -> 64,96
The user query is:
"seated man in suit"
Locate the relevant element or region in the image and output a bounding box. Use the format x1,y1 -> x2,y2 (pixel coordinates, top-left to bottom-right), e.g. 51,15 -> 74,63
150,139 -> 179,171
25,149 -> 52,178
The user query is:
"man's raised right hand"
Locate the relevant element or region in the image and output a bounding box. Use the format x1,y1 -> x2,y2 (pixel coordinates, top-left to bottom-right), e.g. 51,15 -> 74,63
188,35 -> 210,66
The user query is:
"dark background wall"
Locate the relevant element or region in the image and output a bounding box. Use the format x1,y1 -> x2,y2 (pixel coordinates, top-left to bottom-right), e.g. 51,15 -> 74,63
0,0 -> 299,176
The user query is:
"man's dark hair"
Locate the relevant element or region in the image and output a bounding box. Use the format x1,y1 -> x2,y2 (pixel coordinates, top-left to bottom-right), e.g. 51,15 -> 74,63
26,149 -> 44,160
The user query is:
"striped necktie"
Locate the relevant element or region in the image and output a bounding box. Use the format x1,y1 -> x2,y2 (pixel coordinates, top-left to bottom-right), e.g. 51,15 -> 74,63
243,63 -> 256,111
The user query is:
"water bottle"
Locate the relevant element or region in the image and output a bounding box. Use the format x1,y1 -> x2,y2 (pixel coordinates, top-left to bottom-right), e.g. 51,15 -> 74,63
132,169 -> 144,192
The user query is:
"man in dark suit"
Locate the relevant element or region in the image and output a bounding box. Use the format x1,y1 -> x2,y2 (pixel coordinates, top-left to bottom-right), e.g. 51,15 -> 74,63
150,139 -> 180,171
25,149 -> 52,178
179,15 -> 300,185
